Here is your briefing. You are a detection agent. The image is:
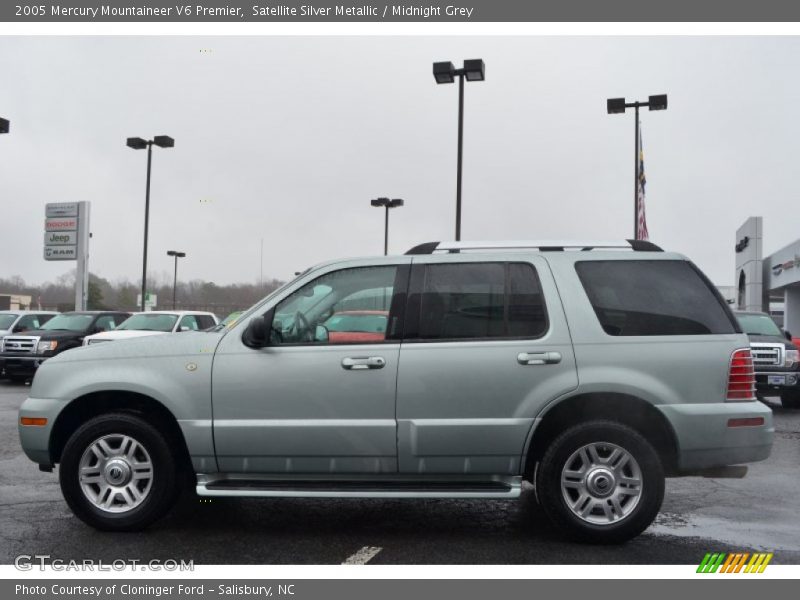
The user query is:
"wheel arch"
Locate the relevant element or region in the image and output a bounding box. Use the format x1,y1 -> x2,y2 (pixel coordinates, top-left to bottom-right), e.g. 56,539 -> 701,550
523,392 -> 680,478
49,390 -> 192,475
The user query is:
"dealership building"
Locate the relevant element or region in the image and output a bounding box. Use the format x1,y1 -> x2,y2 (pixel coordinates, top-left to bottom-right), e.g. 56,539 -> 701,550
734,216 -> 800,331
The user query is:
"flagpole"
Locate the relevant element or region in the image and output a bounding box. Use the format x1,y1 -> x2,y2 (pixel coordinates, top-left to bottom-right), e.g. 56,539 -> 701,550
634,104 -> 640,240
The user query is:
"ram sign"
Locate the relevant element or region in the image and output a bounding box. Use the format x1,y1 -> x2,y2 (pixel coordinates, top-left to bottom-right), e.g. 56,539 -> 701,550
44,246 -> 78,260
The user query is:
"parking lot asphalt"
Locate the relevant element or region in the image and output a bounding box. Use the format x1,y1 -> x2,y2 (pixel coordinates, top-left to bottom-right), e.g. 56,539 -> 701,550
1,379 -> 798,565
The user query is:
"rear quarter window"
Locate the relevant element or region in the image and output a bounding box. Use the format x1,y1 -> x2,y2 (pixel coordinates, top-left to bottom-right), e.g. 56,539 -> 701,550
575,260 -> 738,336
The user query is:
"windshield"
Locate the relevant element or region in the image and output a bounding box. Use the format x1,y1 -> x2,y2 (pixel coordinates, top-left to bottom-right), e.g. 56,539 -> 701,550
116,314 -> 179,332
0,315 -> 18,329
221,312 -> 243,327
41,314 -> 94,332
210,270 -> 309,332
736,313 -> 783,336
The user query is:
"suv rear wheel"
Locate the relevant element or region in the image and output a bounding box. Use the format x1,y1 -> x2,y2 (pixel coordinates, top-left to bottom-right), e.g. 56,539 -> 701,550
535,420 -> 664,543
59,412 -> 179,531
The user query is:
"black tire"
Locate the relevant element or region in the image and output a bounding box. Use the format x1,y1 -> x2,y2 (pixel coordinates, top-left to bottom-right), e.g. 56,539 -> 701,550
535,420 -> 665,544
59,412 -> 179,531
781,389 -> 800,409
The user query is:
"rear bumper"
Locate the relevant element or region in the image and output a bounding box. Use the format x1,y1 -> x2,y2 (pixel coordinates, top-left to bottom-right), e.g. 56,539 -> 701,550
657,401 -> 773,471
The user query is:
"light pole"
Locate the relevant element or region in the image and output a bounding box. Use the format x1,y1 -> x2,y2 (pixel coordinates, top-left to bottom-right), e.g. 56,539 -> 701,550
607,95 -> 667,239
433,59 -> 485,241
127,135 -> 175,311
0,118 -> 9,134
370,198 -> 404,255
166,250 -> 186,309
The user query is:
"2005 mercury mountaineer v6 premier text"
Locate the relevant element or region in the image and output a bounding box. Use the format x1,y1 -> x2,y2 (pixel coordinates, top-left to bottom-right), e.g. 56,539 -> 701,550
18,240 -> 774,543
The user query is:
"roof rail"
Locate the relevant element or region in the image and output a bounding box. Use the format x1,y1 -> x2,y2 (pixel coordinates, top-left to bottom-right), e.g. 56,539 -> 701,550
405,239 -> 663,255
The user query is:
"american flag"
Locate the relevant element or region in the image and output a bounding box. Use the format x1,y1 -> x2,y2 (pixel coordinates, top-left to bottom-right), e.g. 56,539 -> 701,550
636,123 -> 649,241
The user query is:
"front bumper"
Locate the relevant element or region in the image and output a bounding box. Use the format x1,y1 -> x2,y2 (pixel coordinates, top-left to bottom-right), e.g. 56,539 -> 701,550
0,353 -> 49,377
657,401 -> 773,471
18,396 -> 65,466
754,370 -> 800,392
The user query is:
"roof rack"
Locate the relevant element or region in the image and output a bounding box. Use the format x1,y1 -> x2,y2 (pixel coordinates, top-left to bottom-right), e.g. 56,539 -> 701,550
405,239 -> 663,255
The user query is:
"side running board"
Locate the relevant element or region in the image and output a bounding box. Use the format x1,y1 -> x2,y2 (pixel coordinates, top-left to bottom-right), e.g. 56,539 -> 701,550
196,476 -> 522,499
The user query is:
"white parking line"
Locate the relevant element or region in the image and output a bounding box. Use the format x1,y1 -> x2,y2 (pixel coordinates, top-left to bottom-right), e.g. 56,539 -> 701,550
342,546 -> 382,564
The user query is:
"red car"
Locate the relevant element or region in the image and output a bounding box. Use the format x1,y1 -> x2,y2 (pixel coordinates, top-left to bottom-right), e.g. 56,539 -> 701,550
323,310 -> 388,344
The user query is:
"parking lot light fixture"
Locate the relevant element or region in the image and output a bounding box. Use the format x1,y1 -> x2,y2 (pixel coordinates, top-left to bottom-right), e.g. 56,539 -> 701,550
166,250 -> 186,310
606,94 -> 668,239
433,58 -> 486,241
463,59 -> 485,82
127,135 -> 175,311
126,137 -> 147,149
153,135 -> 175,148
371,197 -> 404,255
433,61 -> 456,84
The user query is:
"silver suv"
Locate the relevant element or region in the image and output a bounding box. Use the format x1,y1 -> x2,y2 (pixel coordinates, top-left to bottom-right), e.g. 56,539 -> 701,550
18,240 -> 773,542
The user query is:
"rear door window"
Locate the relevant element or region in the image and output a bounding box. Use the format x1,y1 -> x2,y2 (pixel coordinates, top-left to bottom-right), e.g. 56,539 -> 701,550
575,260 -> 738,336
407,262 -> 548,341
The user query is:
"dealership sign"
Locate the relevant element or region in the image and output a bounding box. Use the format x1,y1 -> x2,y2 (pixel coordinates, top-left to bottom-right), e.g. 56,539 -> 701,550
44,246 -> 77,260
44,231 -> 77,245
45,217 -> 78,231
43,201 -> 91,310
45,202 -> 78,218
772,255 -> 800,276
735,236 -> 750,253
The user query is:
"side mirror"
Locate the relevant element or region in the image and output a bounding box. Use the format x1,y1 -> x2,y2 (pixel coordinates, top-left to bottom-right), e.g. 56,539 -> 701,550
243,309 -> 275,348
12,325 -> 24,333
179,325 -> 191,332
315,325 -> 329,343
785,330 -> 792,341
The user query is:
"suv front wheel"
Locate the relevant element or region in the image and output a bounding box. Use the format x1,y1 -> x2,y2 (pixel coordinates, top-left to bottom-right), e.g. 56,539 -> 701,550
535,420 -> 665,543
59,412 -> 179,531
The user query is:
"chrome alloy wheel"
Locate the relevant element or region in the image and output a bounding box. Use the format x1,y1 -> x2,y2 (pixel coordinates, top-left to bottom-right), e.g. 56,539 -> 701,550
560,442 -> 642,525
78,434 -> 154,513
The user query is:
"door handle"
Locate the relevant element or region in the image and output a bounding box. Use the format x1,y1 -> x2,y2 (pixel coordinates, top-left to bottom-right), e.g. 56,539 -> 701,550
517,351 -> 562,366
342,356 -> 386,370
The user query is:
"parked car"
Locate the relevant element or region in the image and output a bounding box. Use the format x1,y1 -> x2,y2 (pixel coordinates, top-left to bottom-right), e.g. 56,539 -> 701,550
0,310 -> 59,377
82,311 -> 219,345
0,310 -> 59,337
1,311 -> 130,382
18,240 -> 773,543
734,310 -> 800,408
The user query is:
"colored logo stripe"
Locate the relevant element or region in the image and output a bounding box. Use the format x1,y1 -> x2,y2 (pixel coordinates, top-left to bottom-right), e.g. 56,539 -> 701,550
697,552 -> 772,573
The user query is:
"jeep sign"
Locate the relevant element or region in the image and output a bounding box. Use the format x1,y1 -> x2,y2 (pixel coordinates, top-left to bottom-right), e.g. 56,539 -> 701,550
44,231 -> 77,245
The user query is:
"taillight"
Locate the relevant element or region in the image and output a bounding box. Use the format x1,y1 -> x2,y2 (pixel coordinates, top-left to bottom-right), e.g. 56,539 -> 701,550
727,348 -> 756,402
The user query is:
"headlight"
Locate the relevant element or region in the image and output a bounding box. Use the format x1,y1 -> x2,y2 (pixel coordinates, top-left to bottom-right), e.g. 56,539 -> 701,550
786,349 -> 800,368
36,341 -> 58,353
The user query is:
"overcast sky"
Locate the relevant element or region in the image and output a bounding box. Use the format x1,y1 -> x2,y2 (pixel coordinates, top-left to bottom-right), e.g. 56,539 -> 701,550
1,36 -> 798,287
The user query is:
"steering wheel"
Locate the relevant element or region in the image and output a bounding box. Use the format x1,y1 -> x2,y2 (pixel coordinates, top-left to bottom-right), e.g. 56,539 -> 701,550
294,311 -> 313,342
